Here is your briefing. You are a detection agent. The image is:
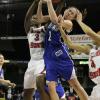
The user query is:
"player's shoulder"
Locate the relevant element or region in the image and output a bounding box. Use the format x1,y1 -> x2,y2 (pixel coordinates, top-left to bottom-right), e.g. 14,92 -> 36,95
64,20 -> 73,25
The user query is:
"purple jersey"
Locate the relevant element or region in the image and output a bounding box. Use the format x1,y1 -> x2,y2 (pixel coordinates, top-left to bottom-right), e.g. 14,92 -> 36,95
44,23 -> 75,81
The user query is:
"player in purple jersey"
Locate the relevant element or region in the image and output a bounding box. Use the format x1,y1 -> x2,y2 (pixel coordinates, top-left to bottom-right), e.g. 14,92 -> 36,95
24,0 -> 66,100
32,0 -> 67,100
41,0 -> 89,100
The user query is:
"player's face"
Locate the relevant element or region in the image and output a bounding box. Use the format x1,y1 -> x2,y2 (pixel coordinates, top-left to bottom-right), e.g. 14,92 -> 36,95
0,55 -> 4,65
63,8 -> 77,20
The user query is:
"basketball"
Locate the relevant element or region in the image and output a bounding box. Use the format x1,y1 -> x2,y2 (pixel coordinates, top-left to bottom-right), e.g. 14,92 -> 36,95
52,0 -> 61,4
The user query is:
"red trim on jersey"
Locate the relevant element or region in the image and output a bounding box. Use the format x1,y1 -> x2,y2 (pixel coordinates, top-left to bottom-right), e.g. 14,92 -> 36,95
89,68 -> 100,79
29,42 -> 44,48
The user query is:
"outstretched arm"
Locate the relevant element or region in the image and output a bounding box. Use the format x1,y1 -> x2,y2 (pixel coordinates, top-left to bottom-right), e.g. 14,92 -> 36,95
31,0 -> 50,25
24,0 -> 40,33
46,0 -> 58,24
46,0 -> 72,31
44,0 -> 65,23
31,0 -> 44,26
76,12 -> 100,45
36,0 -> 43,20
59,25 -> 91,54
35,0 -> 50,23
77,21 -> 100,44
0,79 -> 16,88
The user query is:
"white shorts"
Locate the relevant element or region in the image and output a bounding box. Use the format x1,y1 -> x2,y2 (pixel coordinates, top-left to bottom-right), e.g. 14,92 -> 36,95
24,59 -> 45,89
89,84 -> 100,100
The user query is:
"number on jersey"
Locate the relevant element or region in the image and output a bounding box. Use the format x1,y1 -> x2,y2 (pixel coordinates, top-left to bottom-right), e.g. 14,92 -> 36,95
48,31 -> 52,41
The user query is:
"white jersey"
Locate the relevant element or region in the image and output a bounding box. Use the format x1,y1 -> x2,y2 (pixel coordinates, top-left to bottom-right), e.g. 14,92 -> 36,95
88,47 -> 100,84
27,26 -> 45,60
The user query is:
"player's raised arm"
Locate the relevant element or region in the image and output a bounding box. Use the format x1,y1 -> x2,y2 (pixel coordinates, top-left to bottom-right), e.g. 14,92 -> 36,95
59,26 -> 91,54
45,0 -> 58,24
76,13 -> 100,45
24,0 -> 39,33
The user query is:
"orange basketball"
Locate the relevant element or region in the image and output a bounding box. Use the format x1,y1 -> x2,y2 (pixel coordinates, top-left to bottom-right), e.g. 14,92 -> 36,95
52,0 -> 61,4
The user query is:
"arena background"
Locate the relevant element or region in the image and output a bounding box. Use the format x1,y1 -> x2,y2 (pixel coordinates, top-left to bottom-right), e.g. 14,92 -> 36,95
0,0 -> 100,99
